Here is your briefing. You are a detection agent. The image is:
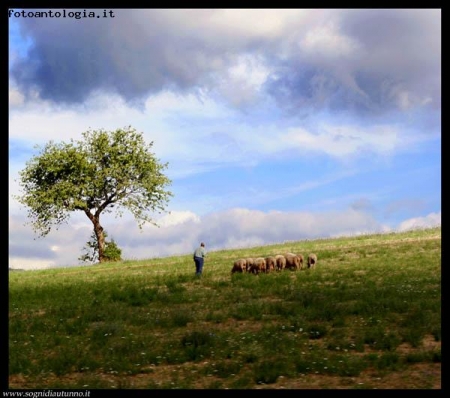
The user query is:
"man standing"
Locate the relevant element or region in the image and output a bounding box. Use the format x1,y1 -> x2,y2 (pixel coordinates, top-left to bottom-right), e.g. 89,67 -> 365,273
193,242 -> 207,276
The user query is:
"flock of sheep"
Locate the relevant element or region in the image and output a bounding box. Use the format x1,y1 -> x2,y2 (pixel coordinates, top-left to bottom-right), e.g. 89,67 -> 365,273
231,253 -> 318,274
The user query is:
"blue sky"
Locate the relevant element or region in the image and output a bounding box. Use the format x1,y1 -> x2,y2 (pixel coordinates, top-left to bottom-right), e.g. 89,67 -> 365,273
8,9 -> 441,270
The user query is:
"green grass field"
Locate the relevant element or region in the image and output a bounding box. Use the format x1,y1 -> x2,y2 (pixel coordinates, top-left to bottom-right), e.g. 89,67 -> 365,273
8,227 -> 441,389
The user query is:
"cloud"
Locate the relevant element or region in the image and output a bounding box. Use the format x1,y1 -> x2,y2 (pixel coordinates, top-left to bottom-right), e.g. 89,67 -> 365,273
9,213 -> 92,269
156,211 -> 201,227
384,199 -> 427,218
10,9 -> 276,105
9,86 -> 25,107
9,85 -> 415,200
397,211 -> 441,232
282,123 -> 402,159
9,203 -> 441,271
10,9 -> 440,118
266,9 -> 440,116
8,206 -> 387,269
212,54 -> 271,107
299,20 -> 362,61
350,198 -> 374,212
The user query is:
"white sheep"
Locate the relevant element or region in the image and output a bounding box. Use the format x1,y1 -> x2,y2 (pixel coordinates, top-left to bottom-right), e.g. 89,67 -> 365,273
265,256 -> 277,273
284,253 -> 301,270
250,257 -> 266,274
275,254 -> 286,271
245,258 -> 255,272
296,253 -> 304,270
231,258 -> 247,273
307,253 -> 318,269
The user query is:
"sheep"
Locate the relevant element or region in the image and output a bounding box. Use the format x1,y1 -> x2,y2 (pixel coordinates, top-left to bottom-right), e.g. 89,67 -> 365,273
307,253 -> 318,269
284,253 -> 301,270
296,254 -> 304,270
249,257 -> 266,274
231,258 -> 247,273
265,256 -> 277,273
275,254 -> 286,271
245,258 -> 255,272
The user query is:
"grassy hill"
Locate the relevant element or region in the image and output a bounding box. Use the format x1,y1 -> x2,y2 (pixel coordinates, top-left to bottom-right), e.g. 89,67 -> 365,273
8,227 -> 441,389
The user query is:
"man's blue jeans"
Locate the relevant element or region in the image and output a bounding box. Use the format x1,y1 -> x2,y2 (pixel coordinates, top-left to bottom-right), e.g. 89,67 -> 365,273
194,256 -> 204,275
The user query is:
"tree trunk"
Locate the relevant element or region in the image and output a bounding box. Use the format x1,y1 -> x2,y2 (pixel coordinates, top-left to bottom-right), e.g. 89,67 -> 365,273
93,218 -> 106,263
85,210 -> 106,263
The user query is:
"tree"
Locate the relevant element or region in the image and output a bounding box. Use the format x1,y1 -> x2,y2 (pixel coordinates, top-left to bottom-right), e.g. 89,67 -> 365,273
16,126 -> 173,263
79,230 -> 122,264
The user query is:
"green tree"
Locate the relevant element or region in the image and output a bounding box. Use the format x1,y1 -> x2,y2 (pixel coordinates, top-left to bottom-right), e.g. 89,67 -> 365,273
79,230 -> 122,263
16,126 -> 173,263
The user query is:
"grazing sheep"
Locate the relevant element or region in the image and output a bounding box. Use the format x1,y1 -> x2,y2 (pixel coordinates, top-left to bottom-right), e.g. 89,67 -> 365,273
296,254 -> 304,270
250,257 -> 266,274
307,253 -> 318,269
245,258 -> 255,272
231,258 -> 247,273
275,254 -> 286,271
284,253 -> 301,270
265,256 -> 277,273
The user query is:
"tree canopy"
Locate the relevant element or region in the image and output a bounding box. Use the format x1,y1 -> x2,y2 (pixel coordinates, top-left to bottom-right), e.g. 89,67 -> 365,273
16,126 -> 173,263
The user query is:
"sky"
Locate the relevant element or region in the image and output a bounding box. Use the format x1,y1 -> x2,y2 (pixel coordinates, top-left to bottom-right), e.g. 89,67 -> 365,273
8,8 -> 441,270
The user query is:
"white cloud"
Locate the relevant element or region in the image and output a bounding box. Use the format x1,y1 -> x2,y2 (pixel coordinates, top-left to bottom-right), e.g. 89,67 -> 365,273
9,206 -> 440,270
155,211 -> 201,228
216,54 -> 270,106
143,90 -> 226,119
397,212 -> 441,232
7,206 -> 383,269
9,86 -> 25,107
9,89 -> 232,164
300,21 -> 362,61
282,123 -> 401,158
180,9 -> 309,41
9,257 -> 56,271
